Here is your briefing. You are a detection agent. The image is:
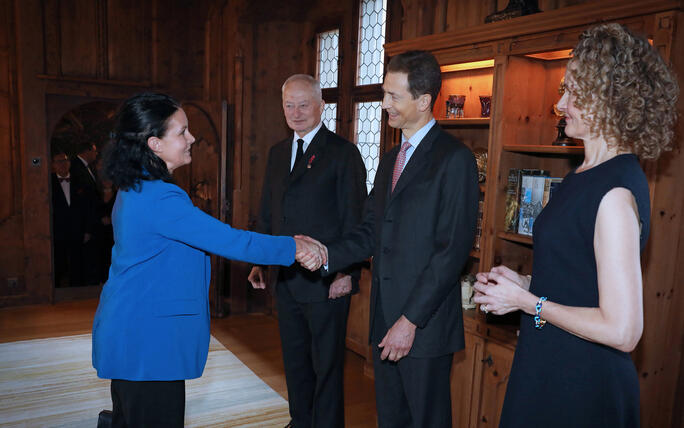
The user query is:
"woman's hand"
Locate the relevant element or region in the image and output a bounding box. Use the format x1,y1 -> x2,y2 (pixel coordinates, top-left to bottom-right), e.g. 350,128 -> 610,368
473,266 -> 535,315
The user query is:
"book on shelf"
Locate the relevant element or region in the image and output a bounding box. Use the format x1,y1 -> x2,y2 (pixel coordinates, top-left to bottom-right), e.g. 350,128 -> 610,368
474,197 -> 484,250
504,168 -> 559,235
504,168 -> 549,234
518,174 -> 546,236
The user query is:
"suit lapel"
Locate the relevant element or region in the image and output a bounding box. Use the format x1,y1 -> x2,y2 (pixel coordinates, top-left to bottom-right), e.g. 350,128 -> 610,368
386,123 -> 440,210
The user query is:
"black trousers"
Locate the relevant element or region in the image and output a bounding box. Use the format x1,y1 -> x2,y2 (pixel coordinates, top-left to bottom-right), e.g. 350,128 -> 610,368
276,282 -> 351,428
110,379 -> 185,428
371,292 -> 453,428
372,346 -> 453,428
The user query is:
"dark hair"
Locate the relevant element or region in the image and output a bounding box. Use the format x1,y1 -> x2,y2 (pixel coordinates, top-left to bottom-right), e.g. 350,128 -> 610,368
74,141 -> 96,155
104,92 -> 180,191
387,50 -> 442,109
569,23 -> 679,159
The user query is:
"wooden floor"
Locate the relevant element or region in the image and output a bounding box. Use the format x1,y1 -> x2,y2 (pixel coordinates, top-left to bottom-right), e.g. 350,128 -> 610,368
0,299 -> 378,427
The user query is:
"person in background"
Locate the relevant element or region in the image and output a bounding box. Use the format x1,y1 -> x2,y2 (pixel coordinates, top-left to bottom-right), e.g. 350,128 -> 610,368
248,74 -> 367,428
70,140 -> 102,285
51,150 -> 93,287
92,92 -> 326,428
473,23 -> 679,428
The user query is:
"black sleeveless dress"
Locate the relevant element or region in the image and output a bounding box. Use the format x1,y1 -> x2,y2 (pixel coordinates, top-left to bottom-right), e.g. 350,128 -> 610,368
499,154 -> 650,428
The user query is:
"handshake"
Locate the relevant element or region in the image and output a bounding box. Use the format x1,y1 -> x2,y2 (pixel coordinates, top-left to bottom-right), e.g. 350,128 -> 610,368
293,234 -> 328,271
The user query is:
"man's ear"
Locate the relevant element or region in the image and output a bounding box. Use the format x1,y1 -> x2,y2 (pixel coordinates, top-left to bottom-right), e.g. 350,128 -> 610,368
147,136 -> 162,154
418,93 -> 432,112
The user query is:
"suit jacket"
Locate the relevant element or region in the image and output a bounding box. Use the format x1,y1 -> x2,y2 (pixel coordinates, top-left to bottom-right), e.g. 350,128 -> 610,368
92,180 -> 295,381
256,124 -> 367,303
327,123 -> 479,358
51,173 -> 94,242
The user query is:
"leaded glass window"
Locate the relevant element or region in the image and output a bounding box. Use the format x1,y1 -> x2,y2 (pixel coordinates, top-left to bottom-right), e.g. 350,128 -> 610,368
317,29 -> 339,89
354,101 -> 382,192
323,103 -> 337,132
357,0 -> 387,86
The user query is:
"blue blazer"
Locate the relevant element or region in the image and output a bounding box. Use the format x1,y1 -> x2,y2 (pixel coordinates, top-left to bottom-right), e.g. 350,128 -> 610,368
92,180 -> 295,381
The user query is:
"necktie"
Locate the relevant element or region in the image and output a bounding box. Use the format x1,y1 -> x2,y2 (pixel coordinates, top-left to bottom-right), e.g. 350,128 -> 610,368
292,138 -> 304,173
391,141 -> 412,192
59,177 -> 70,183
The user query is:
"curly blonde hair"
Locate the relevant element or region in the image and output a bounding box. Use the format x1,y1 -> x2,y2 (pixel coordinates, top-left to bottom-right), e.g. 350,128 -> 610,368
568,23 -> 679,160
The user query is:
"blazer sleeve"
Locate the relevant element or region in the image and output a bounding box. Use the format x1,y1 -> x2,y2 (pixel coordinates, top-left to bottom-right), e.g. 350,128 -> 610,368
154,185 -> 295,267
326,184 -> 377,274
402,146 -> 479,328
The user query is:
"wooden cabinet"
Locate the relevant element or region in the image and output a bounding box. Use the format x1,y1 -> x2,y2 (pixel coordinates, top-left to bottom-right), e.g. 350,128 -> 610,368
383,2 -> 683,428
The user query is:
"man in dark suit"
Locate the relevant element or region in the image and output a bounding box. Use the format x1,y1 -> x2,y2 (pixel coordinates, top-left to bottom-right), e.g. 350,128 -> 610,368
320,50 -> 479,427
248,74 -> 367,428
70,141 -> 102,285
51,150 -> 94,287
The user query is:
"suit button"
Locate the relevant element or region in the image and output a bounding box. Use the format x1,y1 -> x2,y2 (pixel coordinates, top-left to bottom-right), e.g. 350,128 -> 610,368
383,247 -> 390,254
283,216 -> 287,222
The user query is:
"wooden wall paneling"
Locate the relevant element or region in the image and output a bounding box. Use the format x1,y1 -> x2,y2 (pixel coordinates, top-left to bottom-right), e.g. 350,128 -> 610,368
444,0 -> 497,33
0,0 -> 24,300
106,0 -> 151,82
634,9 -> 684,427
58,0 -> 98,77
228,20 -> 251,315
42,0 -> 61,75
480,55 -> 507,271
153,0 -> 212,101
3,0 -> 51,305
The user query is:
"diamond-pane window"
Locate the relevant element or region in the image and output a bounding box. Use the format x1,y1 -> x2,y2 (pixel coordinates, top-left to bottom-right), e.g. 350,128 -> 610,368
357,0 -> 386,85
317,29 -> 339,89
354,101 -> 382,192
322,103 -> 337,133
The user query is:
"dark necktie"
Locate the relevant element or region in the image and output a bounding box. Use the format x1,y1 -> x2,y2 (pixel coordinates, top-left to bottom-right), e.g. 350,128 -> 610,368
292,138 -> 304,173
59,177 -> 70,183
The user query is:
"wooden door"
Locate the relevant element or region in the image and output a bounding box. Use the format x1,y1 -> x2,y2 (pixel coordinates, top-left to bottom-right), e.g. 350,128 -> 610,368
477,340 -> 515,427
173,101 -> 228,317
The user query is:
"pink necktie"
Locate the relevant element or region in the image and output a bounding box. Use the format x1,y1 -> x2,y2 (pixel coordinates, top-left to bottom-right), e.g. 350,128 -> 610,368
391,141 -> 412,192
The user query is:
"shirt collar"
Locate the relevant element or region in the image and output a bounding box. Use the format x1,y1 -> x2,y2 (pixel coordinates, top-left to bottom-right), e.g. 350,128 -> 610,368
292,121 -> 323,149
402,118 -> 436,150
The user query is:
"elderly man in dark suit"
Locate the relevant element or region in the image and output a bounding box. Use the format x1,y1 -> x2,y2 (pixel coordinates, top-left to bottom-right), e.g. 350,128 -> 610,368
248,74 -> 367,428
319,50 -> 479,427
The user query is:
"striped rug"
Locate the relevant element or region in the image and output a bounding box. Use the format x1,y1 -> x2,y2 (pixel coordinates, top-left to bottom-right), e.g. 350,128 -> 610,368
0,334 -> 290,427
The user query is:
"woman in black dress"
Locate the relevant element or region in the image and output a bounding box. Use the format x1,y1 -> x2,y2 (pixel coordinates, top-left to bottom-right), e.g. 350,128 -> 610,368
473,23 -> 678,427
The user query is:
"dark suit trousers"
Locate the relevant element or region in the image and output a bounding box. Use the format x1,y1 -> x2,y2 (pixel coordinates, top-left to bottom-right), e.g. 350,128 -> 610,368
276,282 -> 350,428
110,379 -> 184,428
372,292 -> 453,428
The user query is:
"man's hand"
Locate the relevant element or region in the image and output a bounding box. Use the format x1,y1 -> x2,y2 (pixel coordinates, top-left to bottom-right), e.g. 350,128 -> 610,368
329,273 -> 352,299
378,315 -> 417,361
294,235 -> 328,271
248,266 -> 266,289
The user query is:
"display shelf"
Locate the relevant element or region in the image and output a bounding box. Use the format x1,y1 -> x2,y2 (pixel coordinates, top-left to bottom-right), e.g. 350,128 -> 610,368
437,118 -> 490,127
497,232 -> 533,246
503,144 -> 584,155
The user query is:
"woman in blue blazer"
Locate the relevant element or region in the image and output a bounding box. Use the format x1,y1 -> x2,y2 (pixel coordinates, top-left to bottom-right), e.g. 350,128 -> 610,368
92,93 -> 324,427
